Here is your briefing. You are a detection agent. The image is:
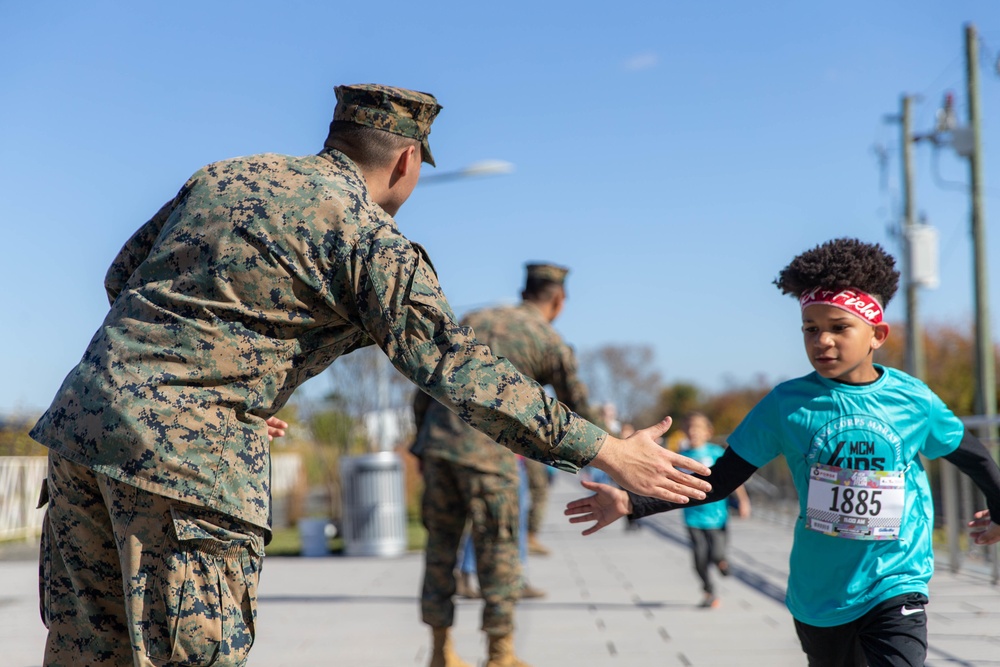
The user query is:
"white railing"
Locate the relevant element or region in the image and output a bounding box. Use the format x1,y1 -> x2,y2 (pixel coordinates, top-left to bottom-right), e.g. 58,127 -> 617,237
0,456 -> 47,541
271,452 -> 305,498
943,416 -> 1000,583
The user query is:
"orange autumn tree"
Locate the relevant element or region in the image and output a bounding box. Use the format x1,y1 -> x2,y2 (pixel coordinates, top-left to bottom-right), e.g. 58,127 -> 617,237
651,377 -> 772,450
874,321 -> 1000,417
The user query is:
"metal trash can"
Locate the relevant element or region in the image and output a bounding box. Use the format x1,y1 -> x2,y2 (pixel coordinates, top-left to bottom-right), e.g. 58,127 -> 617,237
298,518 -> 332,557
339,452 -> 407,557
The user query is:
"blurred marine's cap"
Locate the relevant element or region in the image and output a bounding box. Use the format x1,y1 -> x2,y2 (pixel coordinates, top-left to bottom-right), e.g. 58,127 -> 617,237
333,84 -> 443,166
525,263 -> 570,285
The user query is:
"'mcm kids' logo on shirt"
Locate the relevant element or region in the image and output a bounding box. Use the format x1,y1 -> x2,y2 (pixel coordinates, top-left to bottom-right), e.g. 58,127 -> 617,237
807,415 -> 904,471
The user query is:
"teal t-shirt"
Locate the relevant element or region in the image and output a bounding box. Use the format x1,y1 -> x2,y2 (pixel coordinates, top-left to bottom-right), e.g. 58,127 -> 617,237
728,365 -> 963,627
683,443 -> 730,530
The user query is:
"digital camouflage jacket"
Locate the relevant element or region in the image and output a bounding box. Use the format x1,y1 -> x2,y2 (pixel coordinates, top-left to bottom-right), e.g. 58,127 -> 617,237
31,149 -> 606,531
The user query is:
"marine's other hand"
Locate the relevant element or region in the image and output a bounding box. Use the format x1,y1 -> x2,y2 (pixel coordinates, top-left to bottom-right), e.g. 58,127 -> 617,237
266,417 -> 289,442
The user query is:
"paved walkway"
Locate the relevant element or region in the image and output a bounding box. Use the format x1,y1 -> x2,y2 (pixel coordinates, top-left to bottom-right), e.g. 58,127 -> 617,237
3,474 -> 1000,666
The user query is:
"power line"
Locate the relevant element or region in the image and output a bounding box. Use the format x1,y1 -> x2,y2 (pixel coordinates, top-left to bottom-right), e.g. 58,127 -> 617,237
917,53 -> 964,101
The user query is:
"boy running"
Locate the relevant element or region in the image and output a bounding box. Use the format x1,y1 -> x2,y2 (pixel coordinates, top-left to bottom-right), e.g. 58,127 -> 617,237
565,238 -> 1000,666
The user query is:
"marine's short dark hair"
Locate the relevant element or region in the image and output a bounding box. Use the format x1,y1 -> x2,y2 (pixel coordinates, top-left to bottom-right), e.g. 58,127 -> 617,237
522,278 -> 565,303
774,237 -> 900,307
323,121 -> 421,170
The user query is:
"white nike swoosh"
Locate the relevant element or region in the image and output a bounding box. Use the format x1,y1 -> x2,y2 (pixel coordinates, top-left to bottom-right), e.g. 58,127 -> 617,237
900,606 -> 924,616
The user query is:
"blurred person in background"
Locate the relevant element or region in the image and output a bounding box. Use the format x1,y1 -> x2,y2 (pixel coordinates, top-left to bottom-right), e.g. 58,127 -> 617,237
413,263 -> 608,667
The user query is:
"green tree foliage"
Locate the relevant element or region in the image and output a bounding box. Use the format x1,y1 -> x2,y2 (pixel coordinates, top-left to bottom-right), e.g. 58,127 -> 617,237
653,382 -> 702,425
309,407 -> 364,456
652,377 -> 771,441
700,377 -> 772,435
0,416 -> 45,456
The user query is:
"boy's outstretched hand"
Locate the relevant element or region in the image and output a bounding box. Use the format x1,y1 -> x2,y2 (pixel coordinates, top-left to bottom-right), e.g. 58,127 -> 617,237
589,417 -> 711,503
564,480 -> 632,535
968,509 -> 1000,545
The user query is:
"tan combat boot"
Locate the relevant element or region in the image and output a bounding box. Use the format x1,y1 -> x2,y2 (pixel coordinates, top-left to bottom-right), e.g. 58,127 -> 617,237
484,633 -> 531,667
527,532 -> 550,556
429,627 -> 471,667
514,581 -> 546,600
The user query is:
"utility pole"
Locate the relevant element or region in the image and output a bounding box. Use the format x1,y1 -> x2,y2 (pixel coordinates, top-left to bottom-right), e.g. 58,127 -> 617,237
964,22 -> 999,585
886,95 -> 926,379
900,95 -> 926,380
910,23 -> 997,579
966,22 -> 996,444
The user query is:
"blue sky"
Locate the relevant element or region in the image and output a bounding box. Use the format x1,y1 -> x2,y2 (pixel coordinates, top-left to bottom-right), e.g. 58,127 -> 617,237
2,1 -> 1000,415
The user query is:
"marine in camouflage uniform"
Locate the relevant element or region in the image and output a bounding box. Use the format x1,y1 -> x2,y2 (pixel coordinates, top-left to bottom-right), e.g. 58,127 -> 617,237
415,263 -> 598,667
30,85 -> 609,667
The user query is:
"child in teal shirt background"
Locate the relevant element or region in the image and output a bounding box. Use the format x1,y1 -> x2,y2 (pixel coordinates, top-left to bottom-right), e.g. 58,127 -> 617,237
680,411 -> 750,609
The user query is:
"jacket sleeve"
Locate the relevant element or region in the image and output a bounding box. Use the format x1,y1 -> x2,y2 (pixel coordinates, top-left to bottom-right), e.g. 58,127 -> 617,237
349,231 -> 606,472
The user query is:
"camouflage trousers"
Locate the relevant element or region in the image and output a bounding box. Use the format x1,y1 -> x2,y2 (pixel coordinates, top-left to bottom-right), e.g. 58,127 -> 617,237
523,458 -> 551,535
420,457 -> 520,636
39,451 -> 264,667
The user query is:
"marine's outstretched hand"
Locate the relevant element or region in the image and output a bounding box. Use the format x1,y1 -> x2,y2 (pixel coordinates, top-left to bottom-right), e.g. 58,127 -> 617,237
588,416 -> 711,503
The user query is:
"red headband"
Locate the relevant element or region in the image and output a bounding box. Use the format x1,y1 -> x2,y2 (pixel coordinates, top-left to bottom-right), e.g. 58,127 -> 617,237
799,287 -> 883,324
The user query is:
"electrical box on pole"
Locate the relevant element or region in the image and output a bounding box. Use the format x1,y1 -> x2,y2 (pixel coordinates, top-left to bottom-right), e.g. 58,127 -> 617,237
904,224 -> 940,289
951,127 -> 975,157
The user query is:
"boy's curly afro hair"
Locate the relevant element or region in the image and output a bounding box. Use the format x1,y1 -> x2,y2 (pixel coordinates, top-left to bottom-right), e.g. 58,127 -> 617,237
774,238 -> 900,307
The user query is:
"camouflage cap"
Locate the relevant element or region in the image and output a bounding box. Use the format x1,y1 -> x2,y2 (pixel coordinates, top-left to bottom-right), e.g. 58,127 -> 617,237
525,263 -> 570,285
333,84 -> 443,166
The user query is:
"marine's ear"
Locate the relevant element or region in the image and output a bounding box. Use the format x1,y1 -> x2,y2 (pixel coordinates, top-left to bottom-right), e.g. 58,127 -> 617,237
394,145 -> 419,178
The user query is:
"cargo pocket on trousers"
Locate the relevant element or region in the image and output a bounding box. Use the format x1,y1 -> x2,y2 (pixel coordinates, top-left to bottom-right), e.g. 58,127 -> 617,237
37,479 -> 51,628
468,475 -> 517,541
144,506 -> 262,666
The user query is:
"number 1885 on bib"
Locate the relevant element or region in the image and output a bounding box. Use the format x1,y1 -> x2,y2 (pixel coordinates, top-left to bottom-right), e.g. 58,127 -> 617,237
805,463 -> 905,541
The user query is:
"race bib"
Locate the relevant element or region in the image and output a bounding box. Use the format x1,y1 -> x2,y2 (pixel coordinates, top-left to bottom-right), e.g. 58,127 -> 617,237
806,463 -> 905,540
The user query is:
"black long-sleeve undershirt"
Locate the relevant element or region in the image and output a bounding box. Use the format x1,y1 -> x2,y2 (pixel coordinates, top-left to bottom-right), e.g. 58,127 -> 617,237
628,447 -> 757,519
628,428 -> 1000,521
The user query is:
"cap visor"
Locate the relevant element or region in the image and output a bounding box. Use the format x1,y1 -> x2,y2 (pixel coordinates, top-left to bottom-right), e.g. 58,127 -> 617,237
421,138 -> 436,167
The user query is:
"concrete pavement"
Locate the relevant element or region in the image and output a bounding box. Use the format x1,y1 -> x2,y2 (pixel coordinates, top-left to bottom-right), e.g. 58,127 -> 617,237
3,473 -> 1000,666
